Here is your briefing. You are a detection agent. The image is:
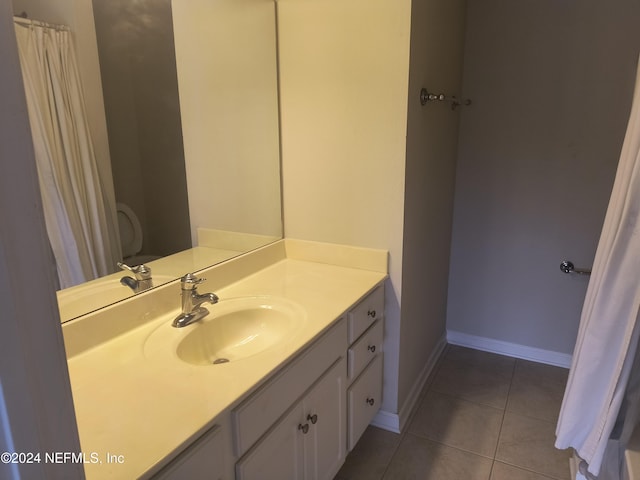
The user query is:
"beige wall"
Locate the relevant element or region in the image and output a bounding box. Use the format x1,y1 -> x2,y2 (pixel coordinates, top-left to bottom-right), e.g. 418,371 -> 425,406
172,0 -> 282,243
447,0 -> 640,356
278,0 -> 412,414
278,0 -> 467,419
399,0 -> 466,413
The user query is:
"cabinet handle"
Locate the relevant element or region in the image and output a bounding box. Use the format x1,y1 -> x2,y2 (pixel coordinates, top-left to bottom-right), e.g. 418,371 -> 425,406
367,309 -> 376,318
367,345 -> 376,353
366,397 -> 375,406
298,423 -> 309,434
307,414 -> 318,425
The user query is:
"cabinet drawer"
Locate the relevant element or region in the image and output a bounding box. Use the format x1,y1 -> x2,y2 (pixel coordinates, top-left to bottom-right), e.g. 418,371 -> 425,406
348,320 -> 383,382
347,354 -> 383,451
348,286 -> 384,344
233,318 -> 347,457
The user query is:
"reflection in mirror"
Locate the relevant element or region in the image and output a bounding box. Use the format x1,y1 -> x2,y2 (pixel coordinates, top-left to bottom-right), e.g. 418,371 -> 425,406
12,0 -> 282,322
92,0 -> 193,264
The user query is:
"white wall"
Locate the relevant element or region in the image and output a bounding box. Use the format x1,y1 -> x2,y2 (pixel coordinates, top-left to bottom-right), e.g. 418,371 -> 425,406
447,0 -> 640,359
278,0 -> 412,415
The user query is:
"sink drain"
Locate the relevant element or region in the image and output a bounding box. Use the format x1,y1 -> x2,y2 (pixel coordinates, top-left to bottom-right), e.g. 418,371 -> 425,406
212,358 -> 230,364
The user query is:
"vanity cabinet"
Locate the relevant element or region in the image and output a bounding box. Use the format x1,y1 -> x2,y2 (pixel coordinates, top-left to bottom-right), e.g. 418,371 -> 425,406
235,358 -> 346,480
152,425 -> 226,480
233,286 -> 385,477
233,318 -> 347,480
346,286 -> 384,451
146,284 -> 385,480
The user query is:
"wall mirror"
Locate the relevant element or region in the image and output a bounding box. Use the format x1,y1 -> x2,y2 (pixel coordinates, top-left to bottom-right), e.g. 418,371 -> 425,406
12,0 -> 283,322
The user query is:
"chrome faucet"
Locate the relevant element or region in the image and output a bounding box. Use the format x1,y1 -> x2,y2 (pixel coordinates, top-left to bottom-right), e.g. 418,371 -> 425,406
172,273 -> 219,328
118,262 -> 153,293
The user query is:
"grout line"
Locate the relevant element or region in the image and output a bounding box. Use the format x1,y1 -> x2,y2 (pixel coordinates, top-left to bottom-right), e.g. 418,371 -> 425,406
425,389 -> 506,414
405,430 -> 501,461
378,344 -> 450,480
348,345 -> 569,480
489,459 -> 496,480
495,459 -> 564,480
492,356 -> 517,462
505,410 -> 561,425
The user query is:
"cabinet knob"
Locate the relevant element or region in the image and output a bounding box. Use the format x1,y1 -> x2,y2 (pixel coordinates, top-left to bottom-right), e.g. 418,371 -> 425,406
367,309 -> 376,318
366,397 -> 375,406
307,414 -> 318,425
367,345 -> 376,353
298,423 -> 309,434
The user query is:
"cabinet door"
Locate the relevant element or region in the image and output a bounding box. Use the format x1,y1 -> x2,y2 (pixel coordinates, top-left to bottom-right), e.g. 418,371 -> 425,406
153,426 -> 225,480
303,358 -> 346,480
232,319 -> 347,457
235,404 -> 304,480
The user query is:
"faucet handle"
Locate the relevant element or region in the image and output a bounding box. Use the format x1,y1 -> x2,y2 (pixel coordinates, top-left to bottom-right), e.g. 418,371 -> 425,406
180,272 -> 205,290
118,262 -> 152,280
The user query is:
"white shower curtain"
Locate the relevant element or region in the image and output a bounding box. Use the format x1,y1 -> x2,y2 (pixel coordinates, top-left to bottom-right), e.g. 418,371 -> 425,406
14,20 -> 121,288
556,56 -> 640,479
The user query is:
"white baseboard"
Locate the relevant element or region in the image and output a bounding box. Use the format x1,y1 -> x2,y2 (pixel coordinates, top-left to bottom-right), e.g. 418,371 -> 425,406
370,334 -> 447,434
447,330 -> 572,368
370,409 -> 401,434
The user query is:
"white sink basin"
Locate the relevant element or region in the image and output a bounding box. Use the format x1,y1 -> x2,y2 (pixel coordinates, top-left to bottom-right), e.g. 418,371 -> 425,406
145,296 -> 307,365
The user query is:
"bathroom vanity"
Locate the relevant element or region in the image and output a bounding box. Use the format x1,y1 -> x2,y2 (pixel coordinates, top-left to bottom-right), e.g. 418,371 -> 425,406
62,239 -> 387,479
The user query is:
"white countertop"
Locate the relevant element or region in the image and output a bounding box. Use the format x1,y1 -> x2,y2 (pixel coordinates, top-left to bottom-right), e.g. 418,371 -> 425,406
63,240 -> 387,479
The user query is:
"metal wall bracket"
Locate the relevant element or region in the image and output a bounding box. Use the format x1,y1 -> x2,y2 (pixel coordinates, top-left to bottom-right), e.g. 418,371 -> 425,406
420,87 -> 472,110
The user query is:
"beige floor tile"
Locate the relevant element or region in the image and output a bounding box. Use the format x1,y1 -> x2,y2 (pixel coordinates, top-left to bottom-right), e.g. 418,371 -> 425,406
382,434 -> 493,480
491,461 -> 558,480
338,426 -> 401,480
506,360 -> 568,422
431,350 -> 514,408
496,413 -> 571,480
442,346 -> 517,374
409,391 -> 503,457
513,360 -> 569,386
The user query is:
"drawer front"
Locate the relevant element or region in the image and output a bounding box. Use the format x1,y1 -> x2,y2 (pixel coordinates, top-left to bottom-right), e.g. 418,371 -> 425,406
348,320 -> 383,382
347,354 -> 383,451
233,318 -> 347,457
348,286 -> 384,344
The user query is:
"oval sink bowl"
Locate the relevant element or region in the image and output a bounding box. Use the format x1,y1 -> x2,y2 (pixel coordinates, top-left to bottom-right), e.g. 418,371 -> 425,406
174,296 -> 307,366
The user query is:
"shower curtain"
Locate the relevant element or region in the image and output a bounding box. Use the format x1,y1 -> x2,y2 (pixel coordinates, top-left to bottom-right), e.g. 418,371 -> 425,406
556,56 -> 640,479
13,20 -> 121,288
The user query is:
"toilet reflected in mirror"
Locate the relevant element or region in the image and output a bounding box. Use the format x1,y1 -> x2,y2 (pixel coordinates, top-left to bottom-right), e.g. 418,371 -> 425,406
116,203 -> 160,266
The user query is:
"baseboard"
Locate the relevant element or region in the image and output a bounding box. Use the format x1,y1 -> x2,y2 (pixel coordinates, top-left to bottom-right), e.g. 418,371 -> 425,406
447,330 -> 573,368
370,333 -> 447,434
370,409 -> 401,434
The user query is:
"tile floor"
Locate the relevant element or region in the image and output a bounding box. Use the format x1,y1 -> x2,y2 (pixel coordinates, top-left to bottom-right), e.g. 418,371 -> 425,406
336,345 -> 572,480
